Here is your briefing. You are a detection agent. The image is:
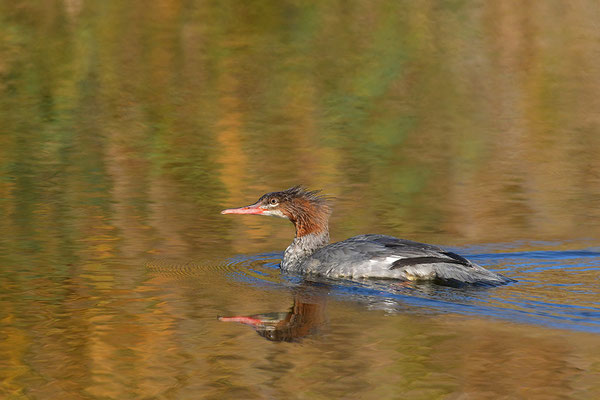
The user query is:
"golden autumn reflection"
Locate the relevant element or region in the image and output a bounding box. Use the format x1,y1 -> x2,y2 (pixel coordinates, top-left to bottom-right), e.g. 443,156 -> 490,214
1,0 -> 600,398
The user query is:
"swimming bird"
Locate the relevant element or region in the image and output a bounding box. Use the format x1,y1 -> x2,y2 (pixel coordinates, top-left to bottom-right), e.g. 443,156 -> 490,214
221,186 -> 514,286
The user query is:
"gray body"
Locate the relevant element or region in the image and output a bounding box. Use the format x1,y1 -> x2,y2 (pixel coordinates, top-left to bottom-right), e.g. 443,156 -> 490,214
283,233 -> 513,286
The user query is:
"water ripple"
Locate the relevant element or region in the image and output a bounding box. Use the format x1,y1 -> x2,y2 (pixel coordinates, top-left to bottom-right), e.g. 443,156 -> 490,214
213,246 -> 600,333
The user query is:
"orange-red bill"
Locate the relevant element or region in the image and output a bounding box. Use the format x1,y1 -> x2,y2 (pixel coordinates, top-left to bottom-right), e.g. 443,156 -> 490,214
220,203 -> 264,215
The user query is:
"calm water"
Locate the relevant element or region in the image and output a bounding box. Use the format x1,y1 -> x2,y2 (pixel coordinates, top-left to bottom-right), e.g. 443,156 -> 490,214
1,1 -> 600,398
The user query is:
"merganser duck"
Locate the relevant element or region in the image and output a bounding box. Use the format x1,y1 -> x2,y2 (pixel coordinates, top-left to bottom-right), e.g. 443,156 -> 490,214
221,186 -> 514,286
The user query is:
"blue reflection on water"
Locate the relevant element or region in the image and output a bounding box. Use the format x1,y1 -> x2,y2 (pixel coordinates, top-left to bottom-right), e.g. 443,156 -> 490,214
226,245 -> 600,333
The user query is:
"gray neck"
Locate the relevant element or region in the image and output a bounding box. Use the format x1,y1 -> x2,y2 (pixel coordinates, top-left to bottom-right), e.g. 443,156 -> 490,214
281,231 -> 330,271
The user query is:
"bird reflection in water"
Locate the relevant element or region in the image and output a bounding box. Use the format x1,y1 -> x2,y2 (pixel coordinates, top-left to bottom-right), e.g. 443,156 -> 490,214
219,283 -> 327,342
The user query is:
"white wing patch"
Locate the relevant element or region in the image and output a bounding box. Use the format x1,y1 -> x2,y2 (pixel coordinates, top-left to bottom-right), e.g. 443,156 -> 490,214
369,256 -> 402,266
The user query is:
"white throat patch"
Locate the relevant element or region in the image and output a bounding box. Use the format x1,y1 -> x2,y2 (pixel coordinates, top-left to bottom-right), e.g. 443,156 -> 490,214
262,208 -> 287,219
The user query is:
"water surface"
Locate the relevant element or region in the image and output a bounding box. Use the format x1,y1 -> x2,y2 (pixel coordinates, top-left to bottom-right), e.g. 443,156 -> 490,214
1,1 -> 600,398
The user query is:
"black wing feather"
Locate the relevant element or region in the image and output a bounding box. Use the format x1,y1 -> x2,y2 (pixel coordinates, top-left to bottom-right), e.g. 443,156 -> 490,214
390,254 -> 469,270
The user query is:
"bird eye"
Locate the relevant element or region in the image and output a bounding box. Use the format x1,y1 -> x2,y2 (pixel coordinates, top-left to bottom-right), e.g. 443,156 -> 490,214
270,198 -> 279,205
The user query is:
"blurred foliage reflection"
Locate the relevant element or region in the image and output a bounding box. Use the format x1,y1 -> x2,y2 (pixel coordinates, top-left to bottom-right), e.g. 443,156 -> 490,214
1,1 -> 600,399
